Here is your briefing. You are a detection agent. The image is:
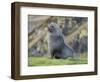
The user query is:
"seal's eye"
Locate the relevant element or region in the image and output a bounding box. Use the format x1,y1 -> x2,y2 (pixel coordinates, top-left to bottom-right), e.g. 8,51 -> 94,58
51,25 -> 54,28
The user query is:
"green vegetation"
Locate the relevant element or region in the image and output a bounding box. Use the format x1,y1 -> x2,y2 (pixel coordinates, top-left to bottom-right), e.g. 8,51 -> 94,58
28,53 -> 87,66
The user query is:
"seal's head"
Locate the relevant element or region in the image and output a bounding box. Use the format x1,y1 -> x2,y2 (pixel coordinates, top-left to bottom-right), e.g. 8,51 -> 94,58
48,22 -> 62,36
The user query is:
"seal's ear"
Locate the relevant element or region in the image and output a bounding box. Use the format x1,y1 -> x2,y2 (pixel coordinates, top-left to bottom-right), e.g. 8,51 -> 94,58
59,25 -> 62,29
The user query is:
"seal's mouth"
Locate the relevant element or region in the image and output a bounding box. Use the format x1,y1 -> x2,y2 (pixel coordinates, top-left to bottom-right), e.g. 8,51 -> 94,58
48,27 -> 53,32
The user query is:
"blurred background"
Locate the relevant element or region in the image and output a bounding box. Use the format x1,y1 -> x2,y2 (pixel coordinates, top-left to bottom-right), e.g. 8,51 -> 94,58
28,15 -> 88,66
